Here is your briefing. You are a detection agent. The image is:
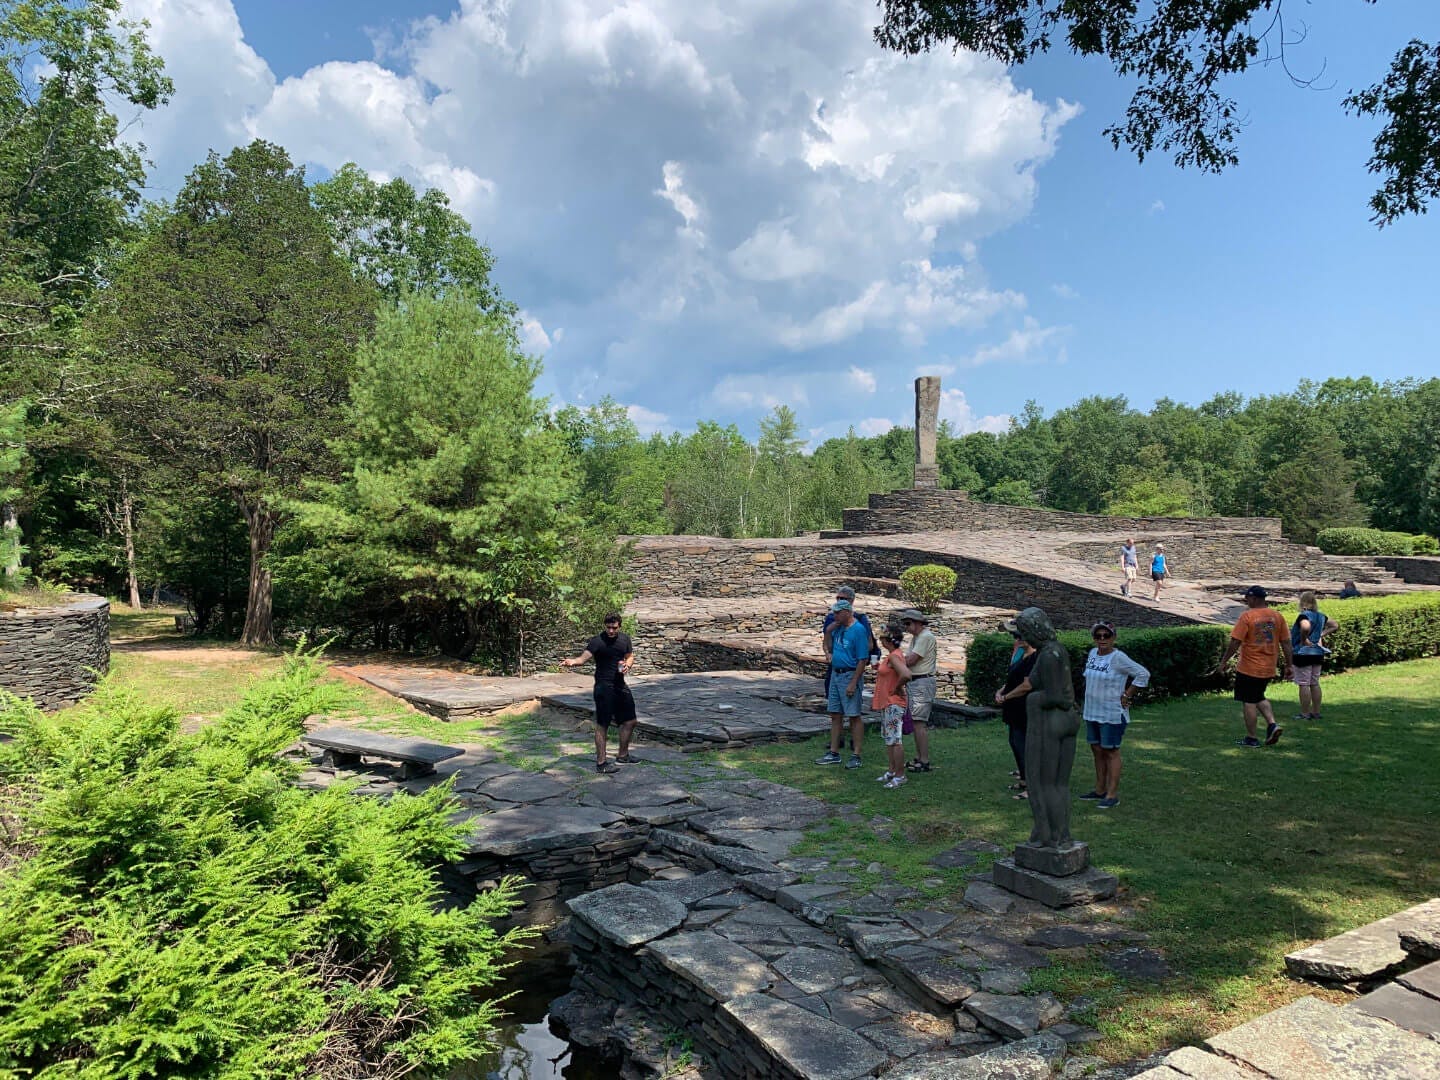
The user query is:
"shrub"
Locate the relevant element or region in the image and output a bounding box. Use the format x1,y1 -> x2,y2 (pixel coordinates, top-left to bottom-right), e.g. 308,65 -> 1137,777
0,652 -> 530,1079
1277,592 -> 1440,669
965,625 -> 1232,705
1316,527 -> 1439,556
899,564 -> 958,612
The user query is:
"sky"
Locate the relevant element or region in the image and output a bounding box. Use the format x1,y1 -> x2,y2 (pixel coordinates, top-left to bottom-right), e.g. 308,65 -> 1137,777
117,0 -> 1440,445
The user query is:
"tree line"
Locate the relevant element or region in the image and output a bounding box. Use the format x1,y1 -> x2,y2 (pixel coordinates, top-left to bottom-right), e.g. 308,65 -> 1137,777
556,376 -> 1440,545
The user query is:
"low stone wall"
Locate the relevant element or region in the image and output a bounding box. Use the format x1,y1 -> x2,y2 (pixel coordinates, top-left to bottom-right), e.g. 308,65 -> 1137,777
843,489 -> 1282,537
1376,556 -> 1440,585
441,818 -> 650,928
1058,537 -> 1378,583
0,593 -> 109,710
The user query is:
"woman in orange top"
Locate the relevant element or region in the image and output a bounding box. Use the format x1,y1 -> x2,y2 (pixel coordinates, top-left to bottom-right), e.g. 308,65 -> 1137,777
873,628 -> 913,789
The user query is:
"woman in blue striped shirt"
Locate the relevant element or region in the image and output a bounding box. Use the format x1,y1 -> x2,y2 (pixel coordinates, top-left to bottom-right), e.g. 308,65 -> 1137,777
1079,621 -> 1150,810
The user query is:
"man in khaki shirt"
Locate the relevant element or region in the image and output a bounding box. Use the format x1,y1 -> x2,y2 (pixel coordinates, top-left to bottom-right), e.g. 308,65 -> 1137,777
899,608 -> 938,772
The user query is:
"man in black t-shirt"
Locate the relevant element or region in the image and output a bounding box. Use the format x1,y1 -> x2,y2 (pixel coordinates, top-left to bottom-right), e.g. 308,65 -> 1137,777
561,613 -> 637,773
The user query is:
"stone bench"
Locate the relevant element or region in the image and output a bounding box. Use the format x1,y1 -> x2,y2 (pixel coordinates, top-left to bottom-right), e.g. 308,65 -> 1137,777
303,726 -> 463,780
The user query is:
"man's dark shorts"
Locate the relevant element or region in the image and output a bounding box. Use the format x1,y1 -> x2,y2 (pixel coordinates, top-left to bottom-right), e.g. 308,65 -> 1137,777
594,678 -> 637,728
1233,672 -> 1270,704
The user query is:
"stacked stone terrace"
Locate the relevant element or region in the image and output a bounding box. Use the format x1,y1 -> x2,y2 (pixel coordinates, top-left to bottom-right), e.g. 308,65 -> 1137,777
622,490 -> 1429,686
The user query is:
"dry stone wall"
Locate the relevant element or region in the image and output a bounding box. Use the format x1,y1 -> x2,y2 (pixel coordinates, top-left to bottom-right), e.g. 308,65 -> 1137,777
1377,556 -> 1440,585
841,489 -> 1282,537
0,594 -> 109,710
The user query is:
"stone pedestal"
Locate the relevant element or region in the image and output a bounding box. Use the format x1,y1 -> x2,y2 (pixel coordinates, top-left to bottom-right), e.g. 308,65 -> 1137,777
913,376 -> 940,489
992,841 -> 1117,909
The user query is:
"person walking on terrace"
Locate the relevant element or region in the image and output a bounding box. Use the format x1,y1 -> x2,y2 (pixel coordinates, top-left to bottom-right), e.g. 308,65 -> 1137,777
1291,590 -> 1336,720
816,599 -> 871,769
1211,586 -> 1293,748
994,619 -> 1037,799
1150,543 -> 1169,600
873,628 -> 913,789
561,614 -> 638,774
1119,538 -> 1138,597
1078,622 -> 1149,809
899,608 -> 939,773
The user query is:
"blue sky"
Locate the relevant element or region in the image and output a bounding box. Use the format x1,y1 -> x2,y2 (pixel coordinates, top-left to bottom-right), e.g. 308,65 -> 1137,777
121,1 -> 1438,443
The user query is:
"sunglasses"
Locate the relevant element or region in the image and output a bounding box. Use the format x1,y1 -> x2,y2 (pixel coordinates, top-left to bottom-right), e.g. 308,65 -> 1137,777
1093,632 -> 1114,640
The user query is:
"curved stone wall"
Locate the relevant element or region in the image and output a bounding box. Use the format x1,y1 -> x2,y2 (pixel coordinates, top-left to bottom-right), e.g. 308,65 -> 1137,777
0,593 -> 110,710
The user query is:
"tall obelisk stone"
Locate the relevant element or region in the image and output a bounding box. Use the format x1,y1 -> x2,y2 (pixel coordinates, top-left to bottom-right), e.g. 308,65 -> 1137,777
913,376 -> 940,489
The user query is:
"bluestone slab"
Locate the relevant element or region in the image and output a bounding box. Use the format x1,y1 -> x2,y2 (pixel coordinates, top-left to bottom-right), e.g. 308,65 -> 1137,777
1349,981 -> 1440,1038
883,1032 -> 1067,1079
459,804 -> 623,856
992,858 -> 1117,908
1205,994 -> 1440,1078
1285,898 -> 1440,983
1399,959 -> 1440,1001
567,883 -> 686,949
722,992 -> 888,1080
644,931 -> 771,1001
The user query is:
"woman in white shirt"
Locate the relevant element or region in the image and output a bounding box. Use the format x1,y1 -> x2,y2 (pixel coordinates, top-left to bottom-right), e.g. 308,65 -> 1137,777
1079,621 -> 1150,810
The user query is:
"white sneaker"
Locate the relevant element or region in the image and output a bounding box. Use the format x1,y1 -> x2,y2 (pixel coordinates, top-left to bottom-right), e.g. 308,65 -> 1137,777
876,771 -> 894,783
884,775 -> 907,789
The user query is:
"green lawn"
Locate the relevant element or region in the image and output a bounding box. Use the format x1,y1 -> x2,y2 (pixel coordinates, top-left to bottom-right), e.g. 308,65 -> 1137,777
732,658 -> 1440,1061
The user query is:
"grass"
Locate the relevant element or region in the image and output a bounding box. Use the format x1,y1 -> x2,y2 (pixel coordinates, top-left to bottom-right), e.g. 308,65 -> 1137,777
731,658 -> 1440,1062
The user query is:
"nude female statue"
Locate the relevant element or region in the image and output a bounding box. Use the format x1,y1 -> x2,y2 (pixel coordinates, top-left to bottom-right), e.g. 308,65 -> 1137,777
1017,607 -> 1079,848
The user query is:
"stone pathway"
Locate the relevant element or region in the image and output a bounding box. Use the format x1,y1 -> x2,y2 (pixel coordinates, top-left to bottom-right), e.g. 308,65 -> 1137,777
295,717 -> 1162,1079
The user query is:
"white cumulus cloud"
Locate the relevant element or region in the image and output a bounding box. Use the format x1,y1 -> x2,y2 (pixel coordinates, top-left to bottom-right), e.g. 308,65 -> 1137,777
939,388 -> 1010,434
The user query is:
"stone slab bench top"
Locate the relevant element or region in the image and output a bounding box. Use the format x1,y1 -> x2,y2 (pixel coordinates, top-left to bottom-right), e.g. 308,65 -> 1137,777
1204,994 -> 1440,1078
303,726 -> 464,765
1285,898 -> 1440,983
340,665 -> 591,715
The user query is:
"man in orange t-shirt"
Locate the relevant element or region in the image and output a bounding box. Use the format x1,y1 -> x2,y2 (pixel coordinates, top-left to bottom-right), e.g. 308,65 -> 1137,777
1212,586 -> 1293,748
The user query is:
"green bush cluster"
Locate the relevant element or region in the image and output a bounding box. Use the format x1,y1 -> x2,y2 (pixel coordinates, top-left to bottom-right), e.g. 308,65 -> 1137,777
1315,527 -> 1439,556
965,625 -> 1232,705
965,594 -> 1440,704
1277,593 -> 1440,668
0,653 -> 530,1079
899,564 -> 958,612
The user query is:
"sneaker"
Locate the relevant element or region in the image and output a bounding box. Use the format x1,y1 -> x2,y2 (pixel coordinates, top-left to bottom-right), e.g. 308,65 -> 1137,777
596,761 -> 619,774
1078,790 -> 1104,800
846,754 -> 863,770
876,771 -> 894,783
1097,797 -> 1119,809
1265,722 -> 1283,746
1235,737 -> 1262,748
815,751 -> 842,765
884,775 -> 907,789
615,753 -> 637,763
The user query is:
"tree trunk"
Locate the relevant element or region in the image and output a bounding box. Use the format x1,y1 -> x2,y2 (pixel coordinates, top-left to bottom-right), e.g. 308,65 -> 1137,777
120,480 -> 142,609
1,502 -> 18,580
239,499 -> 278,647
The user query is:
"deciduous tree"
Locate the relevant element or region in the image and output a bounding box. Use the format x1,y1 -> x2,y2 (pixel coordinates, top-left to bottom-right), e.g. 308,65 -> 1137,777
875,1 -> 1440,223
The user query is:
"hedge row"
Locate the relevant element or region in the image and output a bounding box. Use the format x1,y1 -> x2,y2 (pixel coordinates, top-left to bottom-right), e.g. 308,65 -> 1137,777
965,624 -> 1232,705
1316,527 -> 1439,556
964,593 -> 1440,705
1276,592 -> 1440,669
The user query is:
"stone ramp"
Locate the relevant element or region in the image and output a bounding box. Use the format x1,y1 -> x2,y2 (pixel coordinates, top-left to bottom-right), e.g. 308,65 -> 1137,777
338,663 -> 591,718
544,670 -> 831,750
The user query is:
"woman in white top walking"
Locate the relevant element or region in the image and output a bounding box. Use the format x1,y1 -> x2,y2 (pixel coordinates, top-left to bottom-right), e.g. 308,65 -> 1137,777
1079,621 -> 1150,809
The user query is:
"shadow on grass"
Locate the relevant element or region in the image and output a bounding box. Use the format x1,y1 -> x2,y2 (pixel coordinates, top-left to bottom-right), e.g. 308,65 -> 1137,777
733,658 -> 1440,1057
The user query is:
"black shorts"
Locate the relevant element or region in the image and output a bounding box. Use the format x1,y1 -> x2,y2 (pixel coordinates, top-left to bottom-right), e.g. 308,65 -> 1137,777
1152,571 -> 1166,581
594,678 -> 637,728
1233,672 -> 1270,704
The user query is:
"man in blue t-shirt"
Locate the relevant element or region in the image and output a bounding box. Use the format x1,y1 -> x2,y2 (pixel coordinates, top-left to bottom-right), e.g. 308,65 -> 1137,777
816,600 -> 872,769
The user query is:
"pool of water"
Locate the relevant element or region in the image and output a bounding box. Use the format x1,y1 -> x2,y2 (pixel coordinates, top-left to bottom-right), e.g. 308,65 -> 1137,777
447,942 -> 616,1080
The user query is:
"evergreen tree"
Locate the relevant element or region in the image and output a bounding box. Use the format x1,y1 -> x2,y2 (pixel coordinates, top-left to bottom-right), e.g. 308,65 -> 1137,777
284,291 -> 628,664
87,141 -> 378,645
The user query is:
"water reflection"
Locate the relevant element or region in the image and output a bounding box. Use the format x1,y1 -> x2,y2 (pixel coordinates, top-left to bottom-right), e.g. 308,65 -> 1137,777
448,941 -> 615,1080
